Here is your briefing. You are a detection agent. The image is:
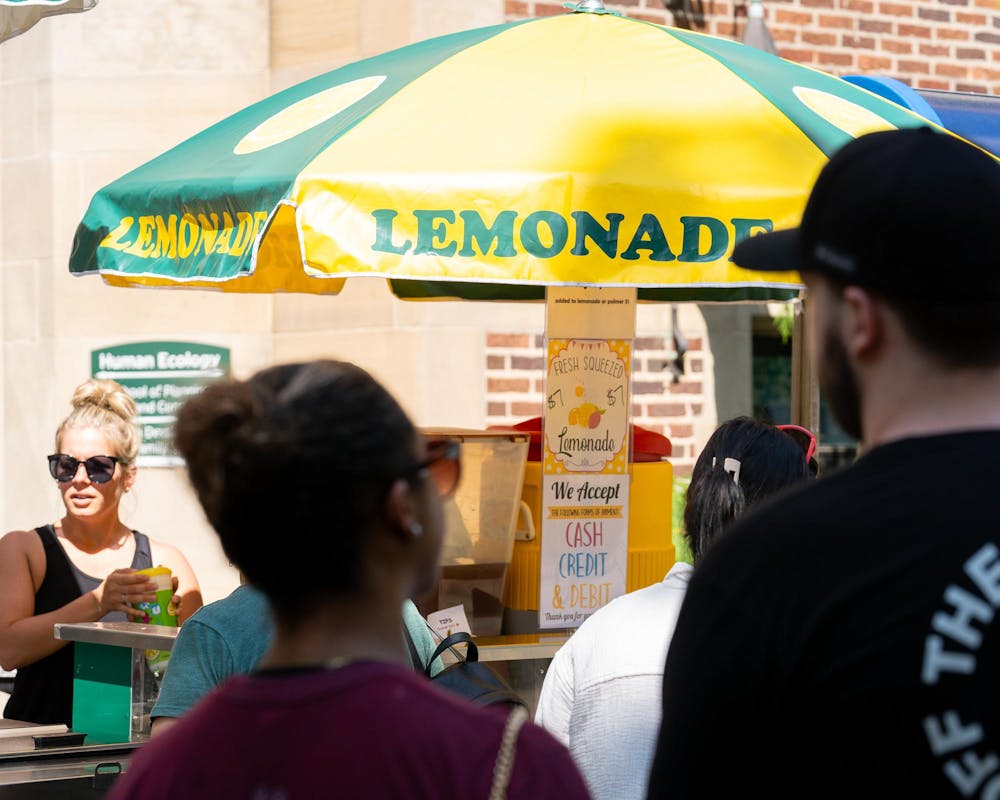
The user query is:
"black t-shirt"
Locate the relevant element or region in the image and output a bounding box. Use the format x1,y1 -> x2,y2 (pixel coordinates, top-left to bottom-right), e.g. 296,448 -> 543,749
647,432 -> 1000,799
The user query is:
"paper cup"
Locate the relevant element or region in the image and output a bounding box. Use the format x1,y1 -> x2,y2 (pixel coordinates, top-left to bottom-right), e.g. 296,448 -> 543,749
132,566 -> 177,627
133,566 -> 177,677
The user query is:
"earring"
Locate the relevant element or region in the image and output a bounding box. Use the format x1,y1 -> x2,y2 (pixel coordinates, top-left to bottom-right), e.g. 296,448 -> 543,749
409,521 -> 423,536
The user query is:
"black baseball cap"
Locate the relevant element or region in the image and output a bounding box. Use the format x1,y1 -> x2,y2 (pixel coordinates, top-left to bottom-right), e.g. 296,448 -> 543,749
732,127 -> 1000,301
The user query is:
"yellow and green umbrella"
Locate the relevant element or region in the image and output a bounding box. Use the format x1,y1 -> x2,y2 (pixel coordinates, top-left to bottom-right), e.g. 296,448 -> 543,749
69,2 -> 933,301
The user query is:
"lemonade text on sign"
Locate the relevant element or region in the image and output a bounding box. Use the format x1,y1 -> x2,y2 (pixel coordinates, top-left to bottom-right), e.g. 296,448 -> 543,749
372,209 -> 774,262
100,212 -> 270,260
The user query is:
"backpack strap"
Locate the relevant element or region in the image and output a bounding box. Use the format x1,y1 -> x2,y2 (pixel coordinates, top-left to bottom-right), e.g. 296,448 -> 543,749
489,706 -> 529,800
426,631 -> 478,677
400,622 -> 425,673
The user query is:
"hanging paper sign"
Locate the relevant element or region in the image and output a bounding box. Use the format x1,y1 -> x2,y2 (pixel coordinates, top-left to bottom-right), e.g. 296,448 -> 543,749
539,287 -> 635,630
544,340 -> 629,473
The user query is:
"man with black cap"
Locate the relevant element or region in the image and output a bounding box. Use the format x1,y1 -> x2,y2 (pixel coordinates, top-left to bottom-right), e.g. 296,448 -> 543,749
646,127 -> 1000,799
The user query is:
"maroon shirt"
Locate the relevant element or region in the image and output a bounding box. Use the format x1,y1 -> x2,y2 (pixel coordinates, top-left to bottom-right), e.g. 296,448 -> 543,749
111,662 -> 590,799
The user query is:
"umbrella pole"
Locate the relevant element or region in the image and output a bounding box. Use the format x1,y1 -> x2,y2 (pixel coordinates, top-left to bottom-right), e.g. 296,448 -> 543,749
790,296 -> 820,433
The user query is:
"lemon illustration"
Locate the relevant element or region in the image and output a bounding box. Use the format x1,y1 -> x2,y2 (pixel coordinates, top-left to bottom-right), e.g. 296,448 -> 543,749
574,402 -> 596,427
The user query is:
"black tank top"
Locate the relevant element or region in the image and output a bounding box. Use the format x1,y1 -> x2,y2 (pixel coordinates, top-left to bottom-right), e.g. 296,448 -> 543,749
4,525 -> 153,725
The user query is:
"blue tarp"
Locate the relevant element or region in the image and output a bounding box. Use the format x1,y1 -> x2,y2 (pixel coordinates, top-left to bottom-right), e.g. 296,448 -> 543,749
844,75 -> 1000,157
915,89 -> 1000,158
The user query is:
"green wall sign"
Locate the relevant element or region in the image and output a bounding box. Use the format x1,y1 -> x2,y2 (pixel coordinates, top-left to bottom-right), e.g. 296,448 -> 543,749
91,341 -> 231,467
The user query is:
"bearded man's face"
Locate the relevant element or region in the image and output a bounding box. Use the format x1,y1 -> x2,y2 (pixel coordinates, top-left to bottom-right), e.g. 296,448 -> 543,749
818,321 -> 863,442
807,276 -> 864,443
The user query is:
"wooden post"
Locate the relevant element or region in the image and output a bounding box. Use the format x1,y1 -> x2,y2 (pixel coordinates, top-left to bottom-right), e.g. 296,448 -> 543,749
790,296 -> 820,432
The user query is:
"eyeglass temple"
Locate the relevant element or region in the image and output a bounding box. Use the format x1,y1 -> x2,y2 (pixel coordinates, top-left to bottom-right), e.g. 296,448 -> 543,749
777,425 -> 817,459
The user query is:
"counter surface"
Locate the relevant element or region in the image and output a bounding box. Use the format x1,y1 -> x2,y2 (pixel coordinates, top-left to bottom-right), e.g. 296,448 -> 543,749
0,721 -> 69,756
54,622 -> 179,650
473,633 -> 570,662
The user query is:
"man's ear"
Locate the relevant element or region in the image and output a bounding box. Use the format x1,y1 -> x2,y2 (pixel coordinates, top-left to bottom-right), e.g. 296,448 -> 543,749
384,478 -> 420,541
840,286 -> 884,361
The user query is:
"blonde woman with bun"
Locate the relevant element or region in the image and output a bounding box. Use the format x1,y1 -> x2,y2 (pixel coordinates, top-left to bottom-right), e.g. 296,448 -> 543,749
0,378 -> 203,725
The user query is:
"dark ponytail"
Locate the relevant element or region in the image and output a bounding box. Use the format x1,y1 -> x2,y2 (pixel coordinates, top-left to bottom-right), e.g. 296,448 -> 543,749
683,416 -> 809,563
684,466 -> 746,564
174,360 -> 417,619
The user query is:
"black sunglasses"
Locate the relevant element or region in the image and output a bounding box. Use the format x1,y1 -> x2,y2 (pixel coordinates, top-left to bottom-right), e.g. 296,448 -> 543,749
47,453 -> 120,484
403,438 -> 462,498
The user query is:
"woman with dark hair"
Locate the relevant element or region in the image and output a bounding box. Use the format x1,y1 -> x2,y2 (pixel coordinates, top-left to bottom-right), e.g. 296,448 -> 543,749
110,360 -> 589,800
683,417 -> 814,563
535,416 -> 812,800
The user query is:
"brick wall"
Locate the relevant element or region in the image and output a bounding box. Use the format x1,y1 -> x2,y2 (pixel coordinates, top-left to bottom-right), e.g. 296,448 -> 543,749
506,1 -> 1000,93
485,333 -> 548,422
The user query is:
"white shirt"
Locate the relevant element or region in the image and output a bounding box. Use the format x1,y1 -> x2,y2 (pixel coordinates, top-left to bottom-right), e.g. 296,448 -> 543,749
535,561 -> 694,800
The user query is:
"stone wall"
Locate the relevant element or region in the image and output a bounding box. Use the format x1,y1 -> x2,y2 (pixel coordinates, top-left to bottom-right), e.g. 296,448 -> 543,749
0,0 -> 510,601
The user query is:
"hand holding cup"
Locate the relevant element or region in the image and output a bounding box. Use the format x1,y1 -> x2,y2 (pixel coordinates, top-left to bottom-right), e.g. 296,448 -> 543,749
96,569 -> 158,619
167,574 -> 182,619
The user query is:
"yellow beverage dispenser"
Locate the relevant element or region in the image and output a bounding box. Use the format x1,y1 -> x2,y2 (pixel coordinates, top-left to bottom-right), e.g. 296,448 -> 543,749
499,418 -> 674,632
